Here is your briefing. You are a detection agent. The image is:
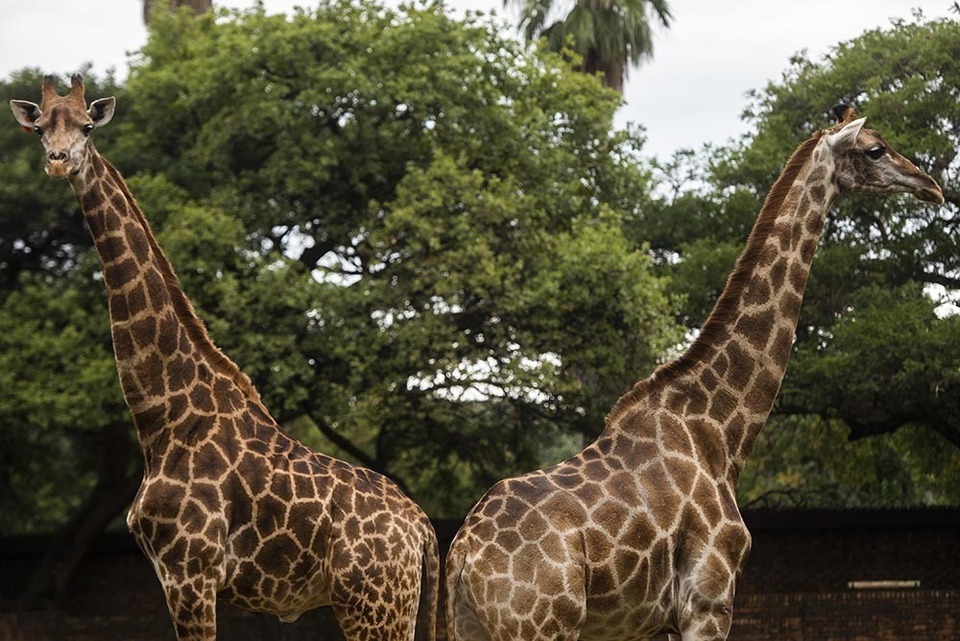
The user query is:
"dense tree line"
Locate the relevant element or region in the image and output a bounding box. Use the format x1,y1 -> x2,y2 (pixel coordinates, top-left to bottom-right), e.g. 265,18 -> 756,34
0,0 -> 957,567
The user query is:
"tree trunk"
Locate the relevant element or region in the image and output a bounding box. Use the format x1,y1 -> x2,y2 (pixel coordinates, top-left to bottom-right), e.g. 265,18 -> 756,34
19,420 -> 143,608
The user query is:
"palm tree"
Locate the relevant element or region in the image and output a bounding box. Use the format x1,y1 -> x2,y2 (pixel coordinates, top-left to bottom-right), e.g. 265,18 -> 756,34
143,0 -> 213,26
507,0 -> 672,92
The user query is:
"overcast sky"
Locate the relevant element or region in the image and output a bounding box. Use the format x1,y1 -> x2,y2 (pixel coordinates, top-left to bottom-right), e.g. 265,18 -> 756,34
1,0 -> 953,158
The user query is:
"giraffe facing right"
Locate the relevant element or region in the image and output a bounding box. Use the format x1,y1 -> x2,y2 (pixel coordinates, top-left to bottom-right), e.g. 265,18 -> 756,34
444,106 -> 943,641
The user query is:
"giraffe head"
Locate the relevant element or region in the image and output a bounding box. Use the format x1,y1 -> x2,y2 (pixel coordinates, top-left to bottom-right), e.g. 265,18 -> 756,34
824,103 -> 943,204
9,74 -> 115,179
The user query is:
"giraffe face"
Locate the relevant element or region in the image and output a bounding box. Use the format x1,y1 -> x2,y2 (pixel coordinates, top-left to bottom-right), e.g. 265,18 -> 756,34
9,75 -> 115,179
827,117 -> 944,204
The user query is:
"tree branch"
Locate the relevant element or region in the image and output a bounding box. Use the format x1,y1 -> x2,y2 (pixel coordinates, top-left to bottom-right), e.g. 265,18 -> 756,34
297,236 -> 338,270
941,187 -> 960,207
310,418 -> 378,469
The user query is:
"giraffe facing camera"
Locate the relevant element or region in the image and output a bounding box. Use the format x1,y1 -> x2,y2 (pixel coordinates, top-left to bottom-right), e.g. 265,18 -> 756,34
444,107 -> 942,641
11,75 -> 439,641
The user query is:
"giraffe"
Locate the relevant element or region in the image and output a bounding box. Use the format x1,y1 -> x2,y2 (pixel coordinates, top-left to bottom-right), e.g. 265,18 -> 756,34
10,75 -> 438,641
444,104 -> 944,641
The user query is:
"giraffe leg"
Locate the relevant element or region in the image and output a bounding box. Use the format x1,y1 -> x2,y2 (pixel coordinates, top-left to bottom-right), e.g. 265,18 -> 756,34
679,603 -> 733,641
678,587 -> 735,641
446,576 -> 490,641
331,597 -> 418,641
160,572 -> 219,641
329,566 -> 422,641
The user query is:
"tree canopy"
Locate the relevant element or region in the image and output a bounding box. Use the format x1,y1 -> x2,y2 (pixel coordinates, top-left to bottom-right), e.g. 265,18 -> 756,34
0,0 -> 679,535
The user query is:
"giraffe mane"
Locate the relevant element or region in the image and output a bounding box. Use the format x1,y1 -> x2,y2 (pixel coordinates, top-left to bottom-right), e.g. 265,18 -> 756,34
99,158 -> 271,414
606,129 -> 826,426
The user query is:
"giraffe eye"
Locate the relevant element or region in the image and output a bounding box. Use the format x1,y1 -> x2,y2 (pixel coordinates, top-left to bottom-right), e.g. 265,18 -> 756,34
865,145 -> 886,160
34,125 -> 43,137
82,123 -> 94,136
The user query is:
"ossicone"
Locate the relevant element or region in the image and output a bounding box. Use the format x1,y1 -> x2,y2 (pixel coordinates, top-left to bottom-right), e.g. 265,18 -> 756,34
38,74 -> 87,110
831,102 -> 859,125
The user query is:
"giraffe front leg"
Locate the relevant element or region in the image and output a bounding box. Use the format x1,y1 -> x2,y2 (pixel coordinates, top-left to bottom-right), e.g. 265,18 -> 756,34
160,571 -> 219,641
329,554 -> 422,641
678,584 -> 735,641
679,600 -> 733,641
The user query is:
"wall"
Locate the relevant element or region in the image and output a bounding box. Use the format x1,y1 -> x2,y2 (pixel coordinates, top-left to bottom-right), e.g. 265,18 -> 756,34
1,508 -> 957,641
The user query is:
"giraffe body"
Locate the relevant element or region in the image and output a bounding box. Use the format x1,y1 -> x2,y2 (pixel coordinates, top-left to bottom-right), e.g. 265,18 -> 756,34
445,108 -> 943,641
11,76 -> 438,641
447,412 -> 747,641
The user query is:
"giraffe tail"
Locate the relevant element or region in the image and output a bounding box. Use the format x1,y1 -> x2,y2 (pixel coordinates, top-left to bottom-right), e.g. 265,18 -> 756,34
415,522 -> 440,641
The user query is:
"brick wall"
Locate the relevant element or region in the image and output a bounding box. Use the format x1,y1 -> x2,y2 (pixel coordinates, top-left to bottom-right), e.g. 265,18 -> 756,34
738,509 -> 959,594
730,590 -> 960,641
1,508 -> 957,641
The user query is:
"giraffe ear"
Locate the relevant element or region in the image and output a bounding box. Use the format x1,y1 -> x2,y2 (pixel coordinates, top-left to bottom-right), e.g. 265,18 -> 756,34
826,117 -> 866,153
87,97 -> 116,129
10,100 -> 42,131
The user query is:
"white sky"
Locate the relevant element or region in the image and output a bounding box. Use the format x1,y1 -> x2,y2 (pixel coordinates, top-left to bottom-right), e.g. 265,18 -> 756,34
0,0 -> 953,158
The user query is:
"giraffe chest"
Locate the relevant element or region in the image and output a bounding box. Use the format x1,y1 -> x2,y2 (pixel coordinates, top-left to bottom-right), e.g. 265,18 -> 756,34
126,452 -> 339,619
218,501 -> 334,619
213,464 -> 338,617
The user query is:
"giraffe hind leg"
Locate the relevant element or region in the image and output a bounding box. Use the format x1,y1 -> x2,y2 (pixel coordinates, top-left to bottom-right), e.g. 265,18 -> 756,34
329,564 -> 423,641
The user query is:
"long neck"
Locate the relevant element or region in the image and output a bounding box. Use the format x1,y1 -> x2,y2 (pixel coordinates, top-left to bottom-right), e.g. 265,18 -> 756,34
70,150 -> 264,449
609,133 -> 834,478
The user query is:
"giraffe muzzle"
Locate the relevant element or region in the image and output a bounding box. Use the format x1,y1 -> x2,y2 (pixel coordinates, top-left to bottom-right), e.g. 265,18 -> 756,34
916,181 -> 945,204
45,159 -> 72,178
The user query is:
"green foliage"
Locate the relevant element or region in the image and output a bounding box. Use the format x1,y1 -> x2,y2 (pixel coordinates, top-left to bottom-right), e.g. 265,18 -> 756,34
740,416 -> 960,508
3,4 -> 957,533
0,266 -> 123,532
0,0 -> 678,525
786,283 -> 960,439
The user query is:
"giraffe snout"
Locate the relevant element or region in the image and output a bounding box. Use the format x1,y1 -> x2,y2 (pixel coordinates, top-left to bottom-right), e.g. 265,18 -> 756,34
44,150 -> 75,178
916,179 -> 945,204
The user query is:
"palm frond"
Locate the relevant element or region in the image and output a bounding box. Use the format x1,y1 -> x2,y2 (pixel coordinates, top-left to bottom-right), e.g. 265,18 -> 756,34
507,0 -> 672,91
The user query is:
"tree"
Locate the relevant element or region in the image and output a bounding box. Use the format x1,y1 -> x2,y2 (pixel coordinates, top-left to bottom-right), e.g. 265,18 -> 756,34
143,0 -> 213,26
119,0 -> 680,514
0,0 -> 679,584
507,0 -> 672,92
639,13 -> 960,506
